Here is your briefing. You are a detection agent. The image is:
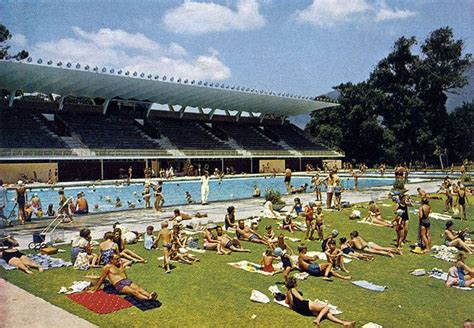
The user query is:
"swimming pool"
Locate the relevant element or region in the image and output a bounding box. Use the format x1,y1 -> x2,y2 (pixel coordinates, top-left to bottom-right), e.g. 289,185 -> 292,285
4,176 -> 398,220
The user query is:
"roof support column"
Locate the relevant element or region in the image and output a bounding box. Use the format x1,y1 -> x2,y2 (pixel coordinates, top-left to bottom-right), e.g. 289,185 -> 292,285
102,99 -> 110,115
198,107 -> 204,114
168,104 -> 175,112
224,110 -> 230,116
58,96 -> 65,110
259,113 -> 266,123
248,112 -> 255,118
179,105 -> 187,118
8,90 -> 16,108
209,108 -> 216,120
235,111 -> 242,122
280,115 -> 287,125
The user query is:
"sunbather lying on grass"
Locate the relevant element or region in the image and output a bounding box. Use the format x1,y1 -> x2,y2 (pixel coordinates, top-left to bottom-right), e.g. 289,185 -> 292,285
339,237 -> 373,261
216,226 -> 250,252
297,245 -> 351,281
236,220 -> 272,247
203,225 -> 231,255
285,276 -> 356,327
1,238 -> 43,274
169,243 -> 199,265
362,201 -> 393,227
91,254 -> 157,300
350,231 -> 401,258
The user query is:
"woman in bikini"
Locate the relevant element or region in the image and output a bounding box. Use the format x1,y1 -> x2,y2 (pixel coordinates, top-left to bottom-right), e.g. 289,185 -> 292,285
285,276 -> 355,327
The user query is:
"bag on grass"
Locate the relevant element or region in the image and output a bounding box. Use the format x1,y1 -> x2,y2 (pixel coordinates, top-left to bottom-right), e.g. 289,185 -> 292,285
250,290 -> 270,304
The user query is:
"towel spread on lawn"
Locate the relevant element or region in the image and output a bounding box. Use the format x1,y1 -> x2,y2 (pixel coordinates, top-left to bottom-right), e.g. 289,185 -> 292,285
432,245 -> 458,263
124,295 -> 162,311
0,254 -> 72,271
351,280 -> 387,292
67,290 -> 132,314
429,212 -> 452,221
228,260 -> 282,275
429,268 -> 472,290
58,281 -> 91,294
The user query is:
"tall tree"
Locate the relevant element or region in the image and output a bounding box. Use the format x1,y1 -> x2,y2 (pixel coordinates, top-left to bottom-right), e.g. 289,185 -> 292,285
0,23 -> 28,60
447,102 -> 474,163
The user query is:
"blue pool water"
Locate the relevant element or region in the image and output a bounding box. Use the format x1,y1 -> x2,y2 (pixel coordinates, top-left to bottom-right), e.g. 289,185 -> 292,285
4,176 -> 396,219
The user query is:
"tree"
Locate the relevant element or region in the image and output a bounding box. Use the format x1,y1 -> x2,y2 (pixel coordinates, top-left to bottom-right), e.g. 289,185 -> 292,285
447,102 -> 474,163
0,23 -> 28,60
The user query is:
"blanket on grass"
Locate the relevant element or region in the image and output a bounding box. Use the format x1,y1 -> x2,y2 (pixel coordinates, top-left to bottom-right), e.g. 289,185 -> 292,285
228,260 -> 282,276
351,280 -> 386,292
124,295 -> 162,311
67,290 -> 132,314
432,245 -> 458,263
0,259 -> 16,270
0,254 -> 72,271
429,212 -> 453,221
429,268 -> 472,291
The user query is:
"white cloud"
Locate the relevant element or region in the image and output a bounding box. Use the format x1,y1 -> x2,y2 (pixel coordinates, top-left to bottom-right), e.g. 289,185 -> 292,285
163,0 -> 266,34
374,7 -> 416,22
31,27 -> 231,81
295,0 -> 416,27
295,0 -> 370,27
10,33 -> 27,47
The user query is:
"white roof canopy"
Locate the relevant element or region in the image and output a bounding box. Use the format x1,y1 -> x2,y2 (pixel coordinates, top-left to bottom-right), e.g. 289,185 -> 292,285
0,59 -> 339,116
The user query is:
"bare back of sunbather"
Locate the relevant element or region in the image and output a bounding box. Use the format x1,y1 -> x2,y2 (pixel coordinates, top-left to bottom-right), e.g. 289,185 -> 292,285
351,237 -> 395,257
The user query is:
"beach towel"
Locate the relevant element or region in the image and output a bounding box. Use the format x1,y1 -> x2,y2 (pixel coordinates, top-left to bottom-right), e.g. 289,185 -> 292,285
124,296 -> 162,311
284,237 -> 302,242
67,290 -> 132,314
429,212 -> 452,221
351,280 -> 386,292
306,251 -> 352,264
103,281 -> 119,295
432,245 -> 458,263
273,298 -> 343,315
429,268 -> 473,290
28,254 -> 72,270
293,272 -> 310,280
362,323 -> 383,328
228,260 -> 281,276
58,281 -> 91,294
187,248 -> 206,254
0,258 -> 16,270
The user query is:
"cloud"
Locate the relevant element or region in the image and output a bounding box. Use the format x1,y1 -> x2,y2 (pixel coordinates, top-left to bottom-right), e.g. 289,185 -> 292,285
31,27 -> 231,81
295,0 -> 371,26
295,0 -> 416,27
163,0 -> 266,34
374,7 -> 416,22
10,33 -> 27,47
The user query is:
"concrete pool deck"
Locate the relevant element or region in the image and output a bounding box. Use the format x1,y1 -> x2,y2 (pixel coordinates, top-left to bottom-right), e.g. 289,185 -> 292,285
0,179 -> 443,328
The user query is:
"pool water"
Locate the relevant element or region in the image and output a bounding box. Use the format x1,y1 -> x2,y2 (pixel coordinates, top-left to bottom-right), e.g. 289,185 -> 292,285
4,176 -> 396,220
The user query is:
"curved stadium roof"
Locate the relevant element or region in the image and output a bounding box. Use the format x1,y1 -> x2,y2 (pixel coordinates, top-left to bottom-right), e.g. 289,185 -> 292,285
0,59 -> 338,116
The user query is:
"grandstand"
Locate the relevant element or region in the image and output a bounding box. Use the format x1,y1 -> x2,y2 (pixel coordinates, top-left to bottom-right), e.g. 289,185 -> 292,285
0,58 -> 343,181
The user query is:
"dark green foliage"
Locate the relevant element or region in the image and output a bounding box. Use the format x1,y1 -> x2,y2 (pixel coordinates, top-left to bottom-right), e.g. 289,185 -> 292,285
0,23 -> 28,60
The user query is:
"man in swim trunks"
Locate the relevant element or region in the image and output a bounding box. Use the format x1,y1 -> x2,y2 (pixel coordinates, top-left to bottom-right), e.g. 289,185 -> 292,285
91,254 -> 157,300
216,226 -> 251,252
349,231 -> 401,257
284,167 -> 292,194
156,221 -> 172,273
297,245 -> 351,281
236,220 -> 271,247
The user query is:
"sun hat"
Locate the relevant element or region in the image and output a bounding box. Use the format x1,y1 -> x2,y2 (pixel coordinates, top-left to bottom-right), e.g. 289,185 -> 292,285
273,247 -> 283,257
331,229 -> 339,237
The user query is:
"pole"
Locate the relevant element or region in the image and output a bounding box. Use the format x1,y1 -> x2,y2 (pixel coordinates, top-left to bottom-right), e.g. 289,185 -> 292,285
299,158 -> 302,172
100,159 -> 104,180
250,158 -> 253,174
221,158 -> 224,172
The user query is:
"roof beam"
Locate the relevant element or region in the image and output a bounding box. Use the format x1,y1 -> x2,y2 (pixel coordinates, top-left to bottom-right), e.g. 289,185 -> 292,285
235,111 -> 242,122
179,105 -> 187,118
259,113 -> 266,123
168,104 -> 175,112
208,108 -> 216,120
8,90 -> 15,108
58,96 -> 65,110
102,99 -> 110,115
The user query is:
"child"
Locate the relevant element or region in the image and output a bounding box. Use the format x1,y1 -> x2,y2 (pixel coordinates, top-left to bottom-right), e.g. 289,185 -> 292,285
339,237 -> 374,261
274,247 -> 293,282
260,249 -> 276,273
47,204 -> 55,217
115,197 -> 122,208
144,225 -> 156,250
143,184 -> 151,209
154,184 -> 164,211
265,225 -> 277,243
392,209 -> 404,249
274,234 -> 293,255
304,203 -> 316,241
156,221 -> 172,273
282,215 -> 304,233
169,243 -> 199,264
334,180 -> 342,211
315,207 -> 324,241
185,191 -> 193,204
325,239 -> 349,273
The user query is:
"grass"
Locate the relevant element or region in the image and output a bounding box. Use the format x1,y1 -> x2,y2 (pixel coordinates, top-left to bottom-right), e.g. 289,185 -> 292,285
1,195 -> 473,327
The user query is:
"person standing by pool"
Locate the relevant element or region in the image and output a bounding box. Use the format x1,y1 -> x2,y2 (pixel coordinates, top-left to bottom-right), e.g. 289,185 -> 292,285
127,166 -> 133,184
284,167 -> 292,194
75,193 -> 89,215
350,169 -> 359,191
324,171 -> 336,209
395,194 -> 412,243
312,174 -> 322,201
16,180 -> 27,224
0,179 -> 8,225
201,171 -> 210,205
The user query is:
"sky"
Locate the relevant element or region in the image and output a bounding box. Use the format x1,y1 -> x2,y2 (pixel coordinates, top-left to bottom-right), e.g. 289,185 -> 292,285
0,0 -> 472,98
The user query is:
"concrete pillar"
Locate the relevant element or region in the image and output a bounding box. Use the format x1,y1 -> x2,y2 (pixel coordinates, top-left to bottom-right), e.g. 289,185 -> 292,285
100,159 -> 104,180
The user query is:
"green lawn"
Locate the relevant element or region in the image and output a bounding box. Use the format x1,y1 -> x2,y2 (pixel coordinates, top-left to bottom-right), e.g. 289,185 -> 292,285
1,195 -> 473,327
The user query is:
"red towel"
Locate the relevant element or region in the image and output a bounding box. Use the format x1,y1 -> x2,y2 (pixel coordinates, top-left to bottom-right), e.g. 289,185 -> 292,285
67,290 -> 132,314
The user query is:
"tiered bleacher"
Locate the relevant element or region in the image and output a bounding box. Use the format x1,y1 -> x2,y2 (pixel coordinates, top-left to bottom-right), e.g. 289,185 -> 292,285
0,110 -> 72,156
265,125 -> 331,155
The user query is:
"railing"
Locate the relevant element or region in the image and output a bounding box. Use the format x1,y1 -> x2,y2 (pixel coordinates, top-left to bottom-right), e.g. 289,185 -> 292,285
0,148 -> 345,158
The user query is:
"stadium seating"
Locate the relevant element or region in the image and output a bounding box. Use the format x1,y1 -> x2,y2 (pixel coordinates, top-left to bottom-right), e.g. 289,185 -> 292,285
265,125 -> 329,151
0,110 -> 70,150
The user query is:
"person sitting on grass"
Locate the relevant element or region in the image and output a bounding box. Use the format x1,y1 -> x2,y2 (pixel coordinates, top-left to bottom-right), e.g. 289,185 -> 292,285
99,232 -> 119,265
156,221 -> 172,273
144,226 -> 156,250
260,248 -> 277,273
362,201 -> 392,227
282,214 -> 304,233
169,242 -> 199,265
446,253 -> 474,288
297,245 -> 351,281
321,230 -> 339,252
444,221 -> 473,254
325,240 -> 349,273
285,276 -> 356,328
224,206 -> 237,230
236,219 -> 272,247
265,225 -> 278,243
216,226 -> 251,253
203,225 -> 230,255
273,247 -> 294,283
90,254 -> 157,300
71,228 -> 98,266
113,228 -> 146,264
349,231 -> 401,257
263,199 -> 281,219
172,224 -> 188,249
274,234 -> 293,256
1,238 -> 43,274
339,237 -> 374,261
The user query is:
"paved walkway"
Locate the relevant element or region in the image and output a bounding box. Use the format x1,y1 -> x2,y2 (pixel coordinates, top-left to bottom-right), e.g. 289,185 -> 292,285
0,179 -> 442,328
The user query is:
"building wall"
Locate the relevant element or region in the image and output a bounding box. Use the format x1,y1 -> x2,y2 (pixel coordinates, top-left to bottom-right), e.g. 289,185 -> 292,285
0,162 -> 57,184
